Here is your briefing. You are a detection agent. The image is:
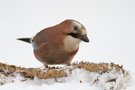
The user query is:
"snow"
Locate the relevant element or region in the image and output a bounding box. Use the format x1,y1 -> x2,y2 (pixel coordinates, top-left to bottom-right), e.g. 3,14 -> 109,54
0,0 -> 135,90
0,81 -> 95,90
0,68 -> 131,90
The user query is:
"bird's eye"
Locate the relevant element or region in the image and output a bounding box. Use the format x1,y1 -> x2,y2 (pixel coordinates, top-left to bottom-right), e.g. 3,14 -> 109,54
73,26 -> 78,31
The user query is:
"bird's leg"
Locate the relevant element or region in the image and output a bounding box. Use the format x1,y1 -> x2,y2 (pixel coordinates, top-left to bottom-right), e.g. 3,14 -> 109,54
43,63 -> 49,68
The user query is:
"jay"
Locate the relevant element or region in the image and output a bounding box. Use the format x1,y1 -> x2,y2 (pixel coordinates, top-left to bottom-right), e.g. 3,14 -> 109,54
17,19 -> 89,67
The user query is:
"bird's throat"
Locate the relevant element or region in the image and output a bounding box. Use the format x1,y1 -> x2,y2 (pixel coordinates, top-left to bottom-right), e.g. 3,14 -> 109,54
64,35 -> 80,52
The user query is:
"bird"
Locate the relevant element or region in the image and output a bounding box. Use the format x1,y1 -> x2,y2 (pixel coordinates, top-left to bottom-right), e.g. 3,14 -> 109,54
17,19 -> 89,68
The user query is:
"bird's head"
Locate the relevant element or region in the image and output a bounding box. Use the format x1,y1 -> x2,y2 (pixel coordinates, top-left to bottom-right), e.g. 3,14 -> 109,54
60,19 -> 89,52
61,19 -> 89,43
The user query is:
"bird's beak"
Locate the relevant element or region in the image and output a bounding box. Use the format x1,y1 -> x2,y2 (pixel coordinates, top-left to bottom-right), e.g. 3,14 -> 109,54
79,35 -> 89,42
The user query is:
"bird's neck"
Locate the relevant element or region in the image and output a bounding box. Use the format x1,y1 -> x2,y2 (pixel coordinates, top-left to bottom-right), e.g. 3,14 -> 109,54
64,35 -> 81,52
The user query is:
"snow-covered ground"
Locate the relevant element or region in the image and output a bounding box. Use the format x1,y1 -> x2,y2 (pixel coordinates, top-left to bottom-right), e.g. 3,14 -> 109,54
0,0 -> 135,90
0,67 -> 131,90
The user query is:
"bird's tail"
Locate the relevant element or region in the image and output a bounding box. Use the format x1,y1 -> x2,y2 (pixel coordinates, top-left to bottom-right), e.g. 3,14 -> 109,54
17,38 -> 31,43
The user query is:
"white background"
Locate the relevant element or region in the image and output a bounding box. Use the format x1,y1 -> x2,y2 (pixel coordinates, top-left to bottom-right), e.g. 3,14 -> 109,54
0,0 -> 135,73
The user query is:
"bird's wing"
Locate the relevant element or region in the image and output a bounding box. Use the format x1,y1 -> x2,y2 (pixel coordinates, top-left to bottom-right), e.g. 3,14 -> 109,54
31,35 -> 48,50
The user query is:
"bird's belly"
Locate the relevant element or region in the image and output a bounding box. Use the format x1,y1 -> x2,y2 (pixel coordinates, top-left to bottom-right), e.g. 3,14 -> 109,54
45,52 -> 70,64
35,49 -> 72,65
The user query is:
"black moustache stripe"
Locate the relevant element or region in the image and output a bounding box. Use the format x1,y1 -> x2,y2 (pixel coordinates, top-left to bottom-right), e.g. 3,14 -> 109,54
67,32 -> 79,38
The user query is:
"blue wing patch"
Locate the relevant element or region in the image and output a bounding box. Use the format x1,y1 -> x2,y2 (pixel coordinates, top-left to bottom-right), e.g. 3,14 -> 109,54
32,42 -> 37,50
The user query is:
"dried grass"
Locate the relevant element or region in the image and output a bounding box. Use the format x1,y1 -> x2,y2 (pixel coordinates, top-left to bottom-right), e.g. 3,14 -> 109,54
0,61 -> 125,80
